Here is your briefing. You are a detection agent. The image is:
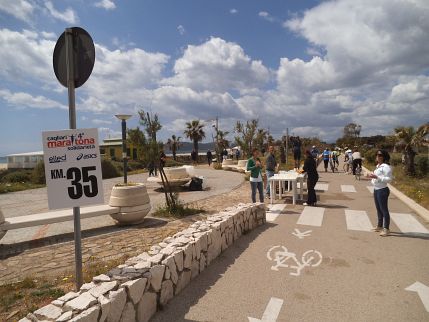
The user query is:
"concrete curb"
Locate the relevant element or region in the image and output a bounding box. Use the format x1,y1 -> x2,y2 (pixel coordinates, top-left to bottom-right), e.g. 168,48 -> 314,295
363,166 -> 429,223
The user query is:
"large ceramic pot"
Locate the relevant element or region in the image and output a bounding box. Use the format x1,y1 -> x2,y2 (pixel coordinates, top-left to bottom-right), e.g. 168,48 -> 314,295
163,167 -> 189,180
0,210 -> 6,240
109,183 -> 151,225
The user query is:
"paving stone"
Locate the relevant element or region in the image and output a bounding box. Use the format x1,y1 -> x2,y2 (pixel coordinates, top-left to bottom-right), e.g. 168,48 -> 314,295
149,264 -> 165,292
119,302 -> 135,322
69,305 -> 100,322
137,292 -> 157,322
64,292 -> 97,312
107,288 -> 127,322
98,295 -> 110,322
121,278 -> 146,304
89,281 -> 118,298
56,310 -> 73,322
160,280 -> 174,306
93,274 -> 111,283
34,304 -> 62,320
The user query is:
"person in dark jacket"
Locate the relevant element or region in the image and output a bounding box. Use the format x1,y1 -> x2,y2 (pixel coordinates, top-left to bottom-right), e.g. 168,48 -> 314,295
265,145 -> 278,197
303,149 -> 319,206
206,150 -> 212,166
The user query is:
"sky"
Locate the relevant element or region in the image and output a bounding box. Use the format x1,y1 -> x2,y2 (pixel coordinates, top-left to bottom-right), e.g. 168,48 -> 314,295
0,0 -> 428,155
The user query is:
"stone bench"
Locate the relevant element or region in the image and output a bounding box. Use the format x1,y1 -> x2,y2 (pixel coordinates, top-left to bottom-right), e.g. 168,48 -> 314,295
0,205 -> 119,241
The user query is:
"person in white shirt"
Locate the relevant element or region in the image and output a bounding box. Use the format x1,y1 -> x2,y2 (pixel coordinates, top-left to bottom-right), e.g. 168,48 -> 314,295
351,147 -> 362,175
368,150 -> 393,237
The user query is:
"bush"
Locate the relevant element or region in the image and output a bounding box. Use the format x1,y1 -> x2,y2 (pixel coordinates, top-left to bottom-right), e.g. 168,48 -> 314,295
1,170 -> 31,183
31,162 -> 46,184
390,155 -> 402,166
415,155 -> 428,177
101,159 -> 121,179
127,160 -> 145,171
363,149 -> 377,166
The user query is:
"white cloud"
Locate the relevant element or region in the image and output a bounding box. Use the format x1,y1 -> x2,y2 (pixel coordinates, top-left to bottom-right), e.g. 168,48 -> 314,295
0,0 -> 34,22
45,1 -> 78,24
230,8 -> 238,14
0,89 -> 66,109
95,0 -> 116,10
177,25 -> 185,35
259,11 -> 275,22
92,118 -> 113,125
164,37 -> 270,93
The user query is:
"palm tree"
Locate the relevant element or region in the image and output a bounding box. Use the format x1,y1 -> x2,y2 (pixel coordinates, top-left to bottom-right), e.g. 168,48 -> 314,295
184,120 -> 206,156
394,123 -> 429,176
217,130 -> 230,150
167,135 -> 182,161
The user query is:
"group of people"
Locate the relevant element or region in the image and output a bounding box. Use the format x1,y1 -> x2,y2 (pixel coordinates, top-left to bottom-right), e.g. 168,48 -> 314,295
246,145 -> 393,236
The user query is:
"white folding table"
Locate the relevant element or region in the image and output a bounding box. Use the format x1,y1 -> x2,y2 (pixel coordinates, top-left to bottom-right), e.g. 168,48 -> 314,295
268,172 -> 306,205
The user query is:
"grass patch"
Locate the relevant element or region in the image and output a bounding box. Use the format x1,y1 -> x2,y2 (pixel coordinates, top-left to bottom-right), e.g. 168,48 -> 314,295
153,193 -> 204,218
0,182 -> 45,194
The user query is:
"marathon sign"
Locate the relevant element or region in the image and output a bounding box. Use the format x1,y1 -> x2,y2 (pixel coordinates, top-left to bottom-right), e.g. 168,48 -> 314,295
42,128 -> 104,210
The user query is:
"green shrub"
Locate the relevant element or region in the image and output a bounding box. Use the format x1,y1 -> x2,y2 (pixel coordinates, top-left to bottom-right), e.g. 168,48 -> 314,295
127,160 -> 145,171
31,162 -> 46,184
165,159 -> 185,167
415,155 -> 428,177
363,149 -> 377,165
390,155 -> 402,166
1,170 -> 31,183
101,159 -> 121,179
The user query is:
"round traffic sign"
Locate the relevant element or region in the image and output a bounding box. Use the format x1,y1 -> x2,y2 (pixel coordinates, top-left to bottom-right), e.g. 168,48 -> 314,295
53,27 -> 95,88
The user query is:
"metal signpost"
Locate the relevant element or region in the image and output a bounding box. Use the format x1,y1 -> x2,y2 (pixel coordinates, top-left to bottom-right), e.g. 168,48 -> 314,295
51,27 -> 96,289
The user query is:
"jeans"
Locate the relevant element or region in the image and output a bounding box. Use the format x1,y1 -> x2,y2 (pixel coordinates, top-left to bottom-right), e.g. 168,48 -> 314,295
265,170 -> 275,195
251,181 -> 264,203
374,187 -> 390,229
307,177 -> 318,205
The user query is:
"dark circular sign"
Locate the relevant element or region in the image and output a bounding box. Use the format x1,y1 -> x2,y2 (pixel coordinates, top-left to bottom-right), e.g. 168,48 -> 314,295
53,27 -> 95,88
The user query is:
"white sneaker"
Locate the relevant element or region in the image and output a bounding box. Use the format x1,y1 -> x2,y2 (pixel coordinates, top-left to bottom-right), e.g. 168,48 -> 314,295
380,228 -> 390,237
303,202 -> 309,206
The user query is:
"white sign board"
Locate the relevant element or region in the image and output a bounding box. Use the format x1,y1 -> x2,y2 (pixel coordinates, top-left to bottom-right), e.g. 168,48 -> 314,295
42,128 -> 104,209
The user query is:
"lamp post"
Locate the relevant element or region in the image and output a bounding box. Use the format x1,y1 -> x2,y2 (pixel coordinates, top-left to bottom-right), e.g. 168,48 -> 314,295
115,114 -> 132,184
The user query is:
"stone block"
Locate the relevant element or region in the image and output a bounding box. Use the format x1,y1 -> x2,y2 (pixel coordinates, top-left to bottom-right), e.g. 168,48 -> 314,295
51,299 -> 64,307
121,278 -> 146,305
194,239 -> 201,260
191,259 -> 200,280
221,233 -> 228,252
199,253 -> 206,273
199,233 -> 208,252
119,302 -> 135,322
174,250 -> 184,272
137,292 -> 157,322
149,264 -> 165,292
34,304 -> 62,320
134,261 -> 151,271
80,282 -> 96,291
69,306 -> 100,322
98,295 -> 110,322
58,292 -> 79,302
162,256 -> 178,285
175,270 -> 191,295
148,253 -> 164,265
56,310 -> 73,322
160,280 -> 174,306
107,288 -> 127,322
89,281 -> 118,298
93,274 -> 111,283
65,292 -> 97,312
183,244 -> 193,269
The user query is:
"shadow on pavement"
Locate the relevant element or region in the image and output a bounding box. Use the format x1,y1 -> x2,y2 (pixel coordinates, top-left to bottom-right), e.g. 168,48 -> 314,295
388,232 -> 429,240
151,223 -> 274,322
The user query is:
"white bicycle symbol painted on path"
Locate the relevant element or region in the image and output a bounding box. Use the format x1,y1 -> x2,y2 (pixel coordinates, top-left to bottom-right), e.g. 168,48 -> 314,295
267,245 -> 323,276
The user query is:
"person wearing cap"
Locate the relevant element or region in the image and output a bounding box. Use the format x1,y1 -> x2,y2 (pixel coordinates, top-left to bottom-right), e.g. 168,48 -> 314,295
368,150 -> 393,237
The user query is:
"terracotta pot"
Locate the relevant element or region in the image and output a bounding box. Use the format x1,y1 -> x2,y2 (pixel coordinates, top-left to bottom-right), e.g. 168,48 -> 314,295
109,183 -> 151,225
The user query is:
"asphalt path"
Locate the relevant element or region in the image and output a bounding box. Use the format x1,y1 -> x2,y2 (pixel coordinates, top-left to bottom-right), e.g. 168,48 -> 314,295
0,166 -> 244,244
152,164 -> 429,322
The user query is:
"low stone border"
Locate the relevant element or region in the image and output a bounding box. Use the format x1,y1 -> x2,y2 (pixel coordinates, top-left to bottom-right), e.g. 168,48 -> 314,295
20,203 -> 266,322
363,166 -> 429,223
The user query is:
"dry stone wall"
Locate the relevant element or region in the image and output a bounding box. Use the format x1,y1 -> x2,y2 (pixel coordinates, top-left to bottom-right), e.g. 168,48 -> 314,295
20,203 -> 266,322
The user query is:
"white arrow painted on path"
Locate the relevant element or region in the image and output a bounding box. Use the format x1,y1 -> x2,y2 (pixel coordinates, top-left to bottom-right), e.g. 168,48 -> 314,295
405,282 -> 429,312
248,297 -> 284,322
292,228 -> 312,239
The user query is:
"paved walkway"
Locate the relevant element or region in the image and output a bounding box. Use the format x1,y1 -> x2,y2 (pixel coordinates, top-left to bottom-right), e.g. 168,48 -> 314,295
0,166 -> 244,244
0,172 -> 251,285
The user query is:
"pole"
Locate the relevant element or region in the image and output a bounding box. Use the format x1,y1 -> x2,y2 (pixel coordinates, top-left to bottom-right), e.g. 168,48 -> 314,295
66,28 -> 83,290
286,128 -> 289,169
122,119 -> 127,184
216,116 -> 219,163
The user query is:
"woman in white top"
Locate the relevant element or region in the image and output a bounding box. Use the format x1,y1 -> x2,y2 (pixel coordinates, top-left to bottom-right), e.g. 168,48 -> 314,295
368,150 -> 393,237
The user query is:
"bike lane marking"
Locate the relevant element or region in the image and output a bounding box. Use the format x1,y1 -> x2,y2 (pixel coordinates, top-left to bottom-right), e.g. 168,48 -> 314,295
248,297 -> 284,322
266,204 -> 287,222
405,282 -> 429,312
315,183 -> 329,191
297,206 -> 325,227
345,210 -> 373,231
292,228 -> 312,239
390,213 -> 429,235
341,185 -> 356,192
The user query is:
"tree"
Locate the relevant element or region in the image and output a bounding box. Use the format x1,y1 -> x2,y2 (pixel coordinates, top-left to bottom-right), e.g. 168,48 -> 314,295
394,123 -> 429,176
217,130 -> 230,150
234,119 -> 258,157
343,123 -> 362,138
166,135 -> 182,161
254,128 -> 268,152
127,127 -> 146,160
138,109 -> 162,172
184,120 -> 206,156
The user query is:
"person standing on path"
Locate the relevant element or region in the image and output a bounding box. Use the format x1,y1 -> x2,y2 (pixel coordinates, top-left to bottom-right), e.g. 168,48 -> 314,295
247,148 -> 264,203
291,136 -> 302,169
265,145 -> 278,198
206,150 -> 212,166
322,148 -> 330,172
368,150 -> 393,237
303,150 -> 319,206
191,149 -> 197,165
